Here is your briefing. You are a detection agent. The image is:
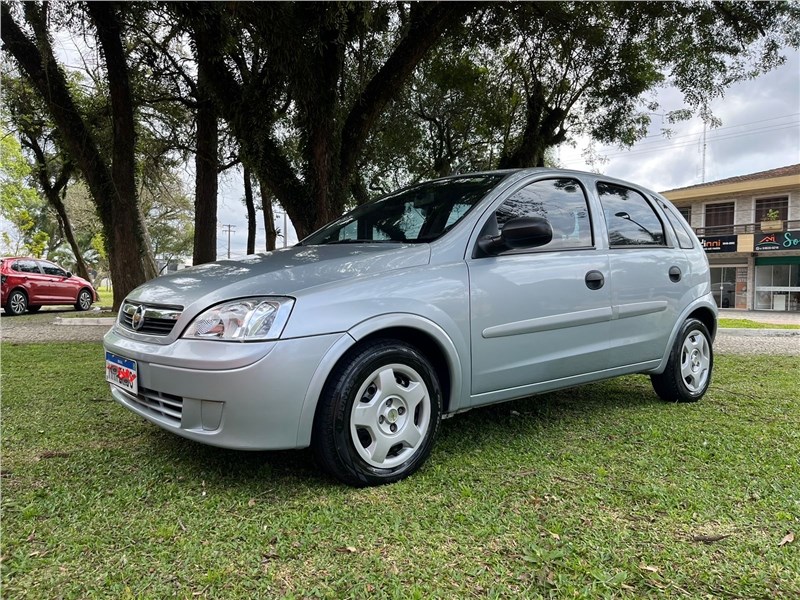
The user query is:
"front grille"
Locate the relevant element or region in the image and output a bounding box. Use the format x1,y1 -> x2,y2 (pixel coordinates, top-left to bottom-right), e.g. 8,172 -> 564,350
129,386 -> 183,424
119,302 -> 182,336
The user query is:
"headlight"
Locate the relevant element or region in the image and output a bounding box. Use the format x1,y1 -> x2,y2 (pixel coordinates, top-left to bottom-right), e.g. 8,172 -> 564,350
182,297 -> 294,342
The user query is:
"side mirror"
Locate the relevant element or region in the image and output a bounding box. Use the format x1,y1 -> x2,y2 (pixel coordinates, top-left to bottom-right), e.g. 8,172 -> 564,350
478,216 -> 553,255
66,272 -> 73,278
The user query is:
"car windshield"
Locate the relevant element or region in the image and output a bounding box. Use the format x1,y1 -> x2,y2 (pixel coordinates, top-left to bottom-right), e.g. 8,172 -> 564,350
302,174 -> 506,245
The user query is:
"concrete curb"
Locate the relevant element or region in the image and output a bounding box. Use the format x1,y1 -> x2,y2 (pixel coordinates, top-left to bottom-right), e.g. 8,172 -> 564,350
719,328 -> 800,337
53,317 -> 116,326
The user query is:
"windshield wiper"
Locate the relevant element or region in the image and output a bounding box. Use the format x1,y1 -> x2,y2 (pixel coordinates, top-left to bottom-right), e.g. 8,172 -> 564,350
324,239 -> 400,244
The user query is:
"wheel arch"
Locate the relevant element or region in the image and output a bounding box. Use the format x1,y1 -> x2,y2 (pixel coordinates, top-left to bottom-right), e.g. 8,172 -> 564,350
77,286 -> 94,305
295,314 -> 465,447
688,305 -> 717,341
650,297 -> 718,375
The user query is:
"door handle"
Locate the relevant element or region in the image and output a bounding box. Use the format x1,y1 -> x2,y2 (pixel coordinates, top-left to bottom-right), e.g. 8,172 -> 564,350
669,266 -> 682,282
585,270 -> 605,290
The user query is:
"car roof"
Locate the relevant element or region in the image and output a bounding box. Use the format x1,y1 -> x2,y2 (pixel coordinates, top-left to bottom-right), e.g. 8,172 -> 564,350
434,167 -> 660,197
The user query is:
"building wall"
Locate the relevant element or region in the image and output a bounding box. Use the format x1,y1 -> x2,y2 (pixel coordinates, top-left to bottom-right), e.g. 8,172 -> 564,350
663,176 -> 800,313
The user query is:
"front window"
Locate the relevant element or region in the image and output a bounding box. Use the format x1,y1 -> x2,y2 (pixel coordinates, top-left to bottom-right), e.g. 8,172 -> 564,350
302,175 -> 505,245
493,178 -> 593,251
38,261 -> 67,277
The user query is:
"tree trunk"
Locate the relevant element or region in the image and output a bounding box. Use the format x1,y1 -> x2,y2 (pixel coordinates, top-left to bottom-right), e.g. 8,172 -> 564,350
88,3 -> 157,308
243,165 -> 256,255
258,177 -> 278,251
24,137 -> 93,282
192,47 -> 218,265
498,78 -> 567,169
2,3 -> 155,310
46,181 -> 92,283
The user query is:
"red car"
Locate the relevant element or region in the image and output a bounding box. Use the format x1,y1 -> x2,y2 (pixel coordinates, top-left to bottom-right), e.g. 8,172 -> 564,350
1,257 -> 98,315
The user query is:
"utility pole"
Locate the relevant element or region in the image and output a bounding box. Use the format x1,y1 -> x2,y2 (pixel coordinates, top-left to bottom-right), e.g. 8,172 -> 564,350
701,122 -> 707,183
221,224 -> 235,259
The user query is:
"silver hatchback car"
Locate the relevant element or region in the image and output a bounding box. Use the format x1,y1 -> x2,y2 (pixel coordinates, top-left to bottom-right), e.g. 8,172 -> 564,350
104,169 -> 716,486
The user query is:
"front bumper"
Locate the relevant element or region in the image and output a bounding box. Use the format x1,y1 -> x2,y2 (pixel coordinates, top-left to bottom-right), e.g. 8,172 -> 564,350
103,328 -> 345,450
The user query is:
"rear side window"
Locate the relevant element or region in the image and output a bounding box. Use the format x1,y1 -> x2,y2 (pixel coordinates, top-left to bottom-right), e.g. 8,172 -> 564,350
495,178 -> 593,250
656,198 -> 695,249
597,182 -> 666,247
11,260 -> 40,273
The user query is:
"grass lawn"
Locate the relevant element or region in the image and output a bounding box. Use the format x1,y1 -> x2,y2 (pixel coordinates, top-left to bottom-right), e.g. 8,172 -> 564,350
1,343 -> 798,598
718,318 -> 800,330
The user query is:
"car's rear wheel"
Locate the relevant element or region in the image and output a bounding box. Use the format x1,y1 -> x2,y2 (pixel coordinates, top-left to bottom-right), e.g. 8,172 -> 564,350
312,339 -> 442,487
650,318 -> 713,402
5,290 -> 27,316
75,289 -> 93,311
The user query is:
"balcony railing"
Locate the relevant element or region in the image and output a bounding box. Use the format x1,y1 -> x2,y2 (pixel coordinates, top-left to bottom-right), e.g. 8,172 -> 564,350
694,220 -> 800,237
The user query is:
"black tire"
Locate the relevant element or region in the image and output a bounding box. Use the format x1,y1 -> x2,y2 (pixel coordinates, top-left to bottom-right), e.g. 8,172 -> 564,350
312,339 -> 442,487
651,318 -> 713,402
27,305 -> 42,313
75,289 -> 93,311
5,290 -> 28,316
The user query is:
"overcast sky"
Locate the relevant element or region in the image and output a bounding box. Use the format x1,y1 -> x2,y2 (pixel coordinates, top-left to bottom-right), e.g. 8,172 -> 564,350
216,49 -> 799,259
556,49 -> 800,192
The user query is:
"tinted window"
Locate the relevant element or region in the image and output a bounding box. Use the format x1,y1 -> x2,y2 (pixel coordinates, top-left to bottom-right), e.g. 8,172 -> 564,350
12,260 -> 40,273
597,182 -> 665,246
495,178 -> 592,250
657,199 -> 695,249
304,175 -> 504,245
39,261 -> 67,277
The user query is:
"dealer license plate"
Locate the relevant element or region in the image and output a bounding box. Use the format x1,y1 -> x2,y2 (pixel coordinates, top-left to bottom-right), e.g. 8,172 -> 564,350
105,351 -> 138,396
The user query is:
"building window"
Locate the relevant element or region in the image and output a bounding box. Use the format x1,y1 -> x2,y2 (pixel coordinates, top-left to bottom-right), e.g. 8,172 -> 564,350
755,196 -> 788,222
678,206 -> 691,223
704,202 -> 735,235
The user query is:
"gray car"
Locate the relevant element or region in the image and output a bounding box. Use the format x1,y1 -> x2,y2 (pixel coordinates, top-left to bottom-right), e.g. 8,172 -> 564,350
104,169 -> 716,486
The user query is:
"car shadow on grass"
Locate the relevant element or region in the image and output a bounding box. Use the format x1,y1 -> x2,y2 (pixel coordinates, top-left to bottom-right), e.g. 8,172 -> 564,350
132,374 -> 665,490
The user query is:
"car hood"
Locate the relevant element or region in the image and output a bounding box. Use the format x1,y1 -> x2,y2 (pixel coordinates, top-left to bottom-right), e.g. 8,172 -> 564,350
126,244 -> 431,309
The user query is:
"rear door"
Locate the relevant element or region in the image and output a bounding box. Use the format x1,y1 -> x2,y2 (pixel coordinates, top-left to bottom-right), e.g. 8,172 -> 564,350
11,259 -> 49,302
595,181 -> 689,367
467,176 -> 612,403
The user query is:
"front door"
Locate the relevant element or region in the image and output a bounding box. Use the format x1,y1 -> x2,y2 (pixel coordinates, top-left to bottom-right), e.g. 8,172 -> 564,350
468,176 -> 612,402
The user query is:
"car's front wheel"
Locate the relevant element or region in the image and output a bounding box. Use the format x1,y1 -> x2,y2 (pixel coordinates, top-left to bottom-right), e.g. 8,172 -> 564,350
5,290 -> 28,316
651,318 -> 713,402
312,339 -> 442,487
75,289 -> 93,311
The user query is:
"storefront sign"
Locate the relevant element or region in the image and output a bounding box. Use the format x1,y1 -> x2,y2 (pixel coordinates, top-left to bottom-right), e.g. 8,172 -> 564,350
699,235 -> 737,253
755,230 -> 800,252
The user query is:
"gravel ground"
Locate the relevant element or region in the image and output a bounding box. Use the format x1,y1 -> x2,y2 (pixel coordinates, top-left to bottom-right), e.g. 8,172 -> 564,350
1,309 -> 113,344
2,310 -> 799,355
